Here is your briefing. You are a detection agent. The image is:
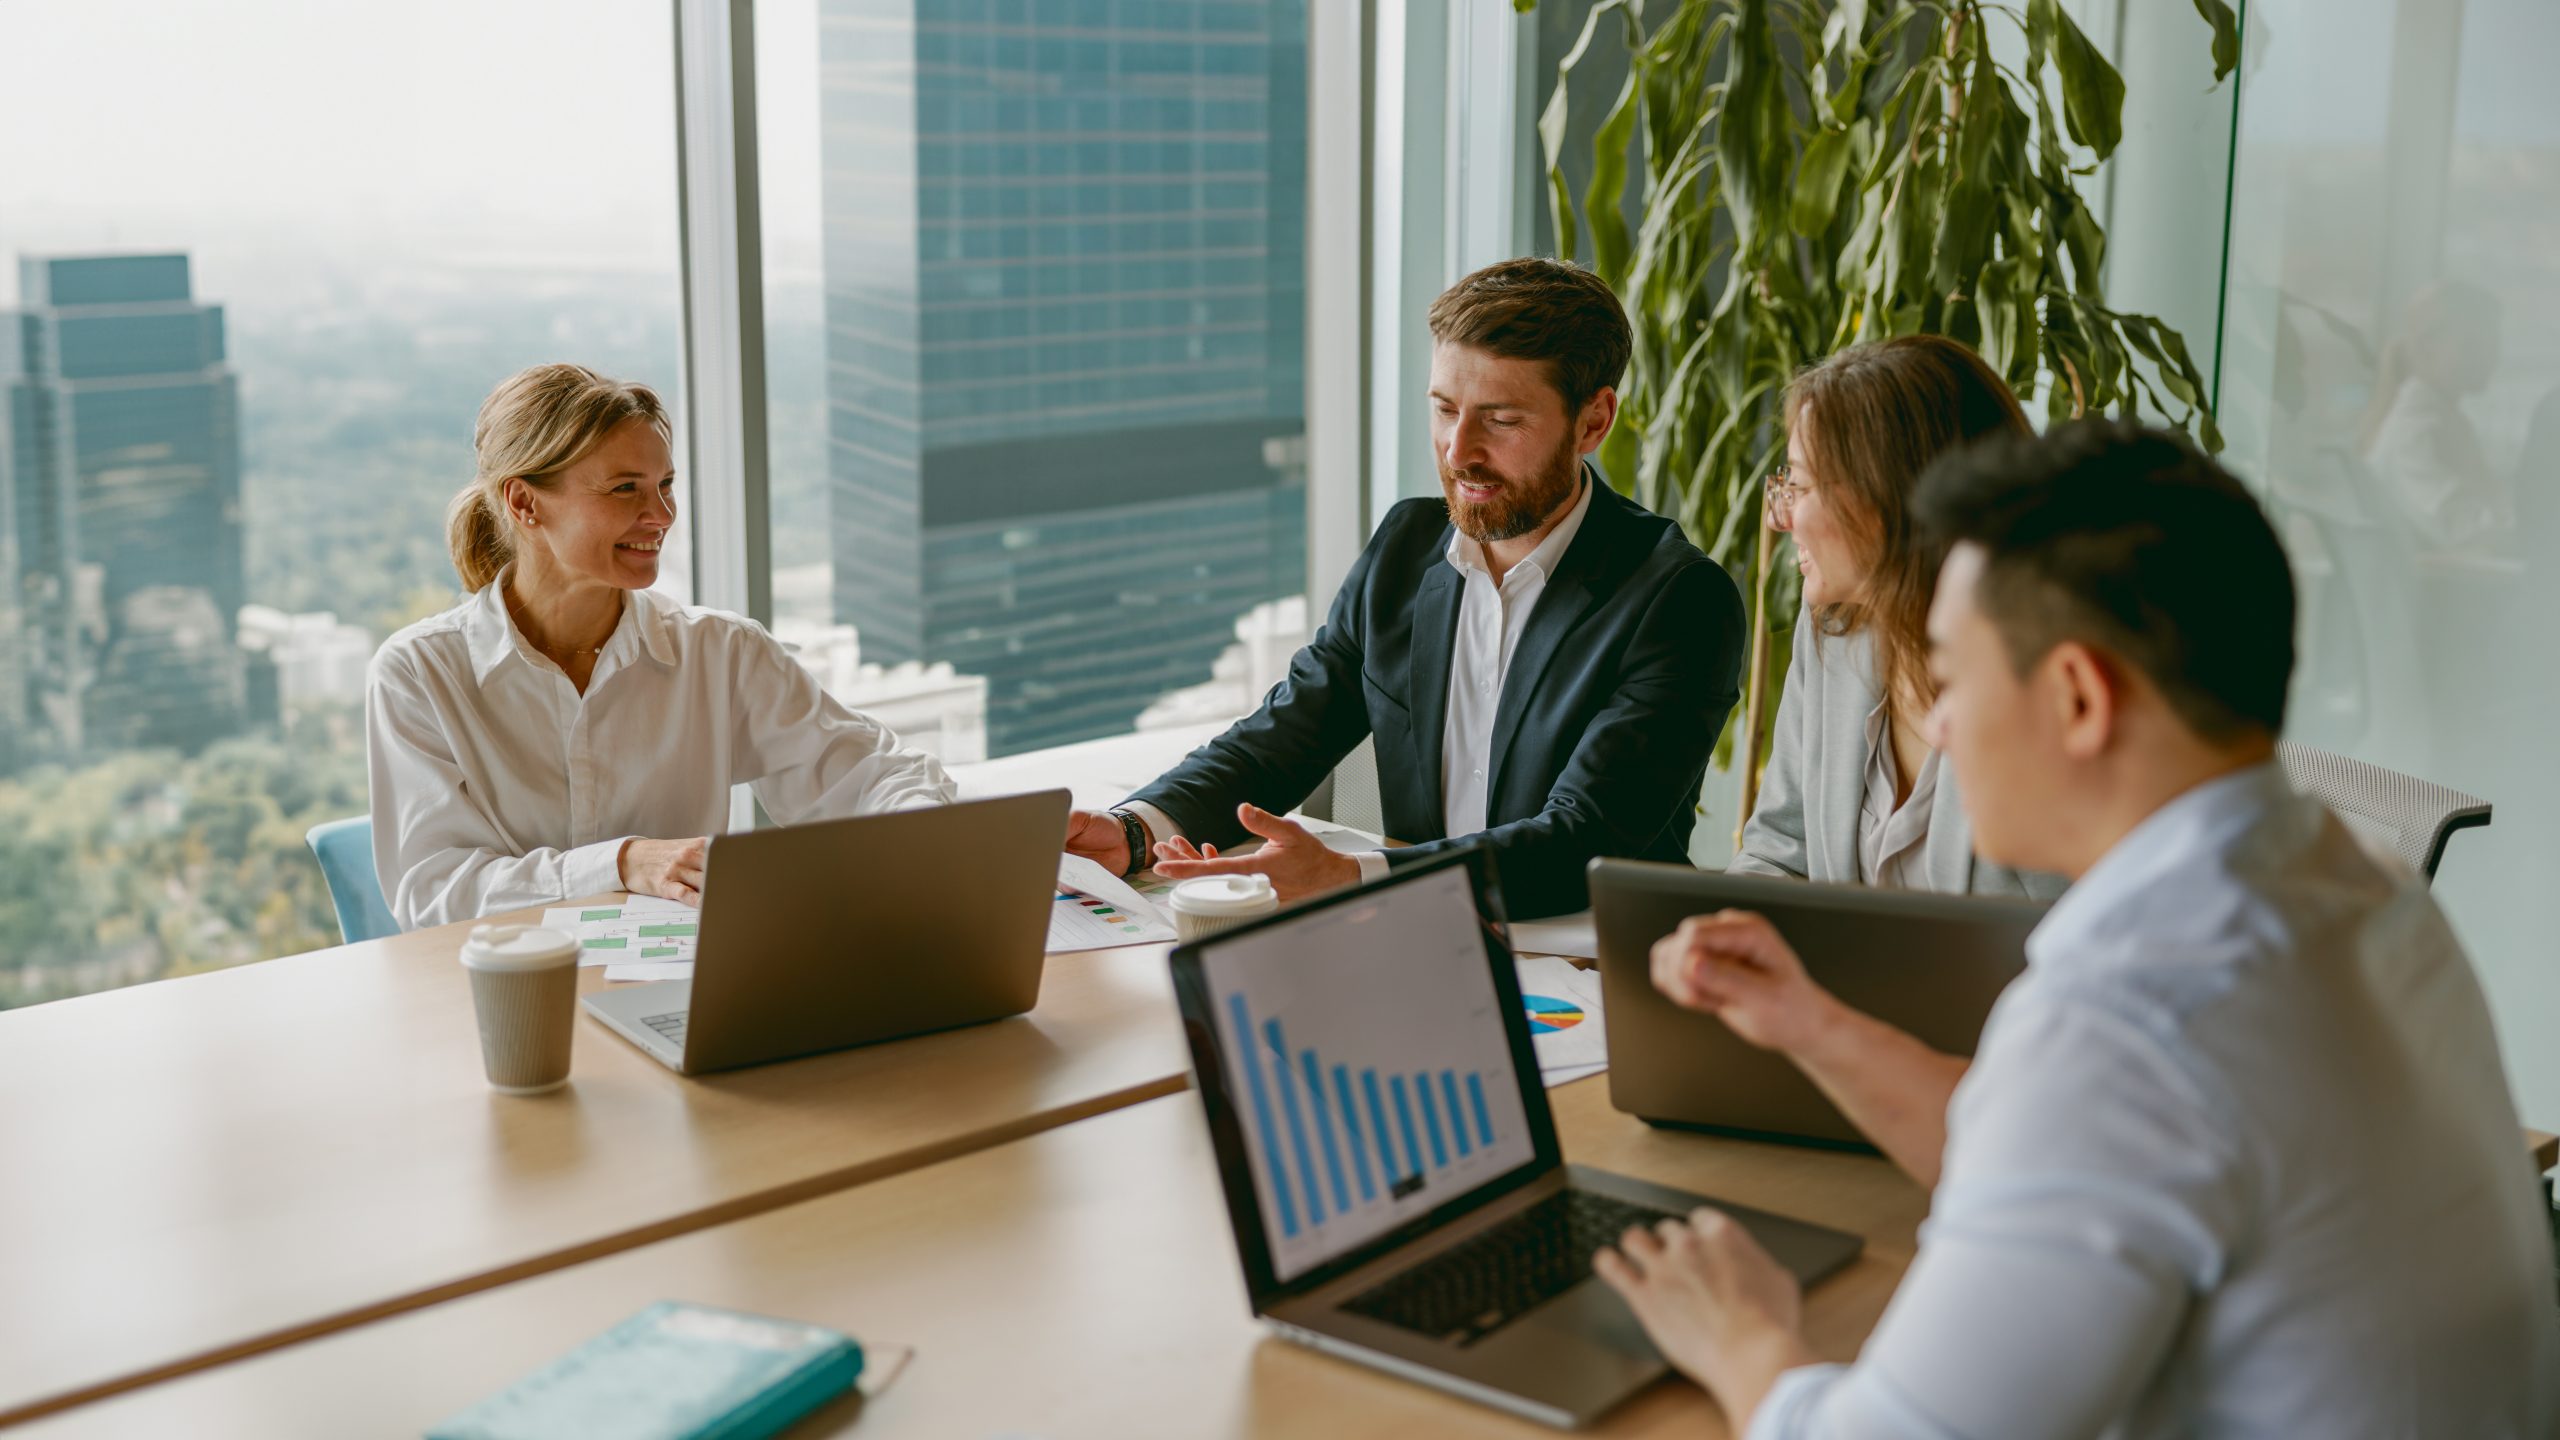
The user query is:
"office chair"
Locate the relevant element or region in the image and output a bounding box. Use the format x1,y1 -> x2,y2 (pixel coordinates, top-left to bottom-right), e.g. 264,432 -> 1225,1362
1299,736 -> 1387,839
306,815 -> 401,944
2277,742 -> 2491,885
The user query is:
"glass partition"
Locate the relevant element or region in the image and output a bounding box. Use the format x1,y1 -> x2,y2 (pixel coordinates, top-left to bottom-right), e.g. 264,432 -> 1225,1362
2215,0 -> 2560,1122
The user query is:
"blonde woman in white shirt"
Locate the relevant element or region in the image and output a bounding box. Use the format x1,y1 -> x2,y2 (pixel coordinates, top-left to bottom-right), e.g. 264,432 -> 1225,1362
366,363 -> 953,931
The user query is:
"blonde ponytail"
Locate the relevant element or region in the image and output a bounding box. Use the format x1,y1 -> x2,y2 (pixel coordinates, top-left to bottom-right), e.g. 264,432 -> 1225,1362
447,363 -> 674,592
446,487 -> 513,593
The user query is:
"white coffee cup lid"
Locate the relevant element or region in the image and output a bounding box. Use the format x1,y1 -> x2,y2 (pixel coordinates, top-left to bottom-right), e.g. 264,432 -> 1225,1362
1168,875 -> 1279,916
460,924 -> 580,972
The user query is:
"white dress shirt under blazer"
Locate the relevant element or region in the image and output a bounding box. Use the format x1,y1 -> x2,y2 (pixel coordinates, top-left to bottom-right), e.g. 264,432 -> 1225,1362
1752,763 -> 2560,1438
1129,473 -> 1594,883
366,575 -> 955,931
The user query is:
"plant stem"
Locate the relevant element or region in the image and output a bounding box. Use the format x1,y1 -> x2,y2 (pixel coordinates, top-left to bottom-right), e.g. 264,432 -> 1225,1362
1734,510 -> 1779,849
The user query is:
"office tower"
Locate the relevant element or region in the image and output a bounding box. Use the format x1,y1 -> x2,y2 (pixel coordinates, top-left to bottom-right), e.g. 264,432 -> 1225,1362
821,0 -> 1309,755
0,254 -> 247,760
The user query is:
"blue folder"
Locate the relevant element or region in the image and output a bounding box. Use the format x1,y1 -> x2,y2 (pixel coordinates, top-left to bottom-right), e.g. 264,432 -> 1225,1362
427,1300 -> 864,1440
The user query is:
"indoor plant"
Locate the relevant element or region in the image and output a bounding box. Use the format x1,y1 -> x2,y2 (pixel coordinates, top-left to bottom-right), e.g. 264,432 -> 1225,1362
1527,0 -> 2239,829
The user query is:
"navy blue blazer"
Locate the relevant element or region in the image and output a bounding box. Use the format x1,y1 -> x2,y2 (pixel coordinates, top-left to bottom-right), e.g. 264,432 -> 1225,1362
1130,468 -> 1745,918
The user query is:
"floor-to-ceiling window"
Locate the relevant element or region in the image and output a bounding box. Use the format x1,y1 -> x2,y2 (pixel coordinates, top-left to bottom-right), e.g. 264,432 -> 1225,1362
757,0 -> 1315,762
0,1 -> 687,1003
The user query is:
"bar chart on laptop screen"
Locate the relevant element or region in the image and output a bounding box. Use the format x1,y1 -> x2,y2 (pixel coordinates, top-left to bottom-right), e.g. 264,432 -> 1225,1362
1203,867 -> 1537,1281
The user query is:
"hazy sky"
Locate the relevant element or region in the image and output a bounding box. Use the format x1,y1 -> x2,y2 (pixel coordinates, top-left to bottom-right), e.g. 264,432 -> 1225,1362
0,0 -> 826,306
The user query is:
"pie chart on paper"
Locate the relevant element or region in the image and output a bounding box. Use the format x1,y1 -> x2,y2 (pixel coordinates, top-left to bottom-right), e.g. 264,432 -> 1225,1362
1523,995 -> 1586,1034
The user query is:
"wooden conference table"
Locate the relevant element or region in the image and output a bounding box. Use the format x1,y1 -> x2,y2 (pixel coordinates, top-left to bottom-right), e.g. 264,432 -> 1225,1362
0,899 -> 1194,1427
19,1080 -> 1931,1439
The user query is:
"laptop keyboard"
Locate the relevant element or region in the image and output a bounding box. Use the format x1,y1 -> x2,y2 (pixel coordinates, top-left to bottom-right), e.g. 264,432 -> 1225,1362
640,1011 -> 688,1047
1343,1190 -> 1682,1347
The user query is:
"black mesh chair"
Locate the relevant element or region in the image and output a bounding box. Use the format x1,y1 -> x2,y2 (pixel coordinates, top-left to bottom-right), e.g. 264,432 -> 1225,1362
2276,741 -> 2491,885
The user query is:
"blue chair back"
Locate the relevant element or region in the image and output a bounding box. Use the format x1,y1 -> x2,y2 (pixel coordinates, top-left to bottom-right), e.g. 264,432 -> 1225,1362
306,816 -> 400,944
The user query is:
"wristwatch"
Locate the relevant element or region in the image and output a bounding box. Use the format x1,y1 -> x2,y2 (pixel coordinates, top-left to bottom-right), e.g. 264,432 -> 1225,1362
1105,806 -> 1154,879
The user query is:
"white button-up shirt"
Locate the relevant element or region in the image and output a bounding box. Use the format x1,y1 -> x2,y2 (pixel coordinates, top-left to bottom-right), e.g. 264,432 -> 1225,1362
1853,699 -> 1939,889
1756,763 -> 2560,1439
1126,477 -> 1593,880
365,576 -> 955,930
1434,472 -> 1592,845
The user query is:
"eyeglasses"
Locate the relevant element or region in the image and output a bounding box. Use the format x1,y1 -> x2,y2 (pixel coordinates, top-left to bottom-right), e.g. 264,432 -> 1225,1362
1764,465 -> 1810,520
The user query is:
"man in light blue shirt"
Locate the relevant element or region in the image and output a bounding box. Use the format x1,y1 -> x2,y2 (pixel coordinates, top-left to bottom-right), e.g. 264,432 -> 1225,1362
1600,421 -> 2560,1437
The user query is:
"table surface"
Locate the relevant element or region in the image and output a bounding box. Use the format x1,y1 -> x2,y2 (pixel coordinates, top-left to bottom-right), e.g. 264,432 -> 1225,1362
0,900 -> 1193,1426
19,1078 -> 1930,1439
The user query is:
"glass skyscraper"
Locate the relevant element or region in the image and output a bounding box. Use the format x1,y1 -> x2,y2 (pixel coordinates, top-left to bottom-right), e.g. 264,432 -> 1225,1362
0,254 -> 246,765
819,0 -> 1309,755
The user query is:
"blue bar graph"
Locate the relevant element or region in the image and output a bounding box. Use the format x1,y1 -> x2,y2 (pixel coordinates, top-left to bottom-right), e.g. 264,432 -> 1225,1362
1264,1019 -> 1326,1227
1332,1065 -> 1376,1202
1390,1074 -> 1423,1177
1229,995 -> 1297,1238
1226,991 -> 1509,1233
1440,1071 -> 1471,1158
1301,1052 -> 1351,1213
1417,1073 -> 1449,1168
1362,1070 -> 1401,1180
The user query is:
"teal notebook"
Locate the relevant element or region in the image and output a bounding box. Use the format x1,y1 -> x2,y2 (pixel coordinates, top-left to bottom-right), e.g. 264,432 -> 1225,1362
427,1301 -> 863,1440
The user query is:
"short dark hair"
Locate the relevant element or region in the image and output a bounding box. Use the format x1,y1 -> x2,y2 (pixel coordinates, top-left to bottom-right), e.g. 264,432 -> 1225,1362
1914,418 -> 2295,742
1426,257 -> 1632,416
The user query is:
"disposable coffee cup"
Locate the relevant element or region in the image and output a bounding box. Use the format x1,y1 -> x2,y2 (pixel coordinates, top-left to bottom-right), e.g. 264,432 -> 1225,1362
460,924 -> 580,1095
1168,875 -> 1280,942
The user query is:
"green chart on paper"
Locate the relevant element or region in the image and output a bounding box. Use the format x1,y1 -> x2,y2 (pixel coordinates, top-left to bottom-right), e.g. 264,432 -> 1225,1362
536,898 -> 703,968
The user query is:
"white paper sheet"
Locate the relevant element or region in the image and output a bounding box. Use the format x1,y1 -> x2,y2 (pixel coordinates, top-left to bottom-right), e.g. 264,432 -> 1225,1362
1516,954 -> 1609,1084
1049,853 -> 1178,951
1508,909 -> 1599,960
601,961 -> 694,984
538,895 -> 703,967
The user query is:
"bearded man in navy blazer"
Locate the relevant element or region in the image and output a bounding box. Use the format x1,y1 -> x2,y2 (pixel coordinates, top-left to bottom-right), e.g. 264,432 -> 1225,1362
1065,258 -> 1745,919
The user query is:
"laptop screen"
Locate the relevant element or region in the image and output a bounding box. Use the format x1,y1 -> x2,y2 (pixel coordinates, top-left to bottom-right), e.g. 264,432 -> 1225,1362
1196,861 -> 1542,1284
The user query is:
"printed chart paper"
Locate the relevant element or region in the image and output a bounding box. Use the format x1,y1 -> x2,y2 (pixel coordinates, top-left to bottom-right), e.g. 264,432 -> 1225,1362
1050,853 -> 1176,951
1515,954 -> 1608,1086
539,896 -> 702,977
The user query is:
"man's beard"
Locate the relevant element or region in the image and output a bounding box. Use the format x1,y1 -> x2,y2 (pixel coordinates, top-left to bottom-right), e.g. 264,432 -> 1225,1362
1441,436 -> 1582,543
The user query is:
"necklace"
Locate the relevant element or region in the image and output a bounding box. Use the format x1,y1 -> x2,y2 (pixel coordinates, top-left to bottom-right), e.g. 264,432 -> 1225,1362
504,593 -> 612,658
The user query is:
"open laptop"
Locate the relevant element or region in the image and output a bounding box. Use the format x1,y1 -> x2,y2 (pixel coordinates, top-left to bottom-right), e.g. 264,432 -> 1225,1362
1170,848 -> 1862,1429
1589,860 -> 2048,1149
584,789 -> 1069,1076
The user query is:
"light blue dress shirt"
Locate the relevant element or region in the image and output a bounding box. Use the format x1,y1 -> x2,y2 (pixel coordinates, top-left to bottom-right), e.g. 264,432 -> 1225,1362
1753,763 -> 2560,1439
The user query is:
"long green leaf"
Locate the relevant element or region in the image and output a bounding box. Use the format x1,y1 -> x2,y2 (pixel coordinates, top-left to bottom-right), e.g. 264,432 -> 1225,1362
1714,0 -> 1787,254
1585,70 -> 1645,286
2036,0 -> 2127,161
2191,0 -> 2240,81
1538,0 -> 1634,267
1933,178 -> 1998,297
1789,126 -> 1857,236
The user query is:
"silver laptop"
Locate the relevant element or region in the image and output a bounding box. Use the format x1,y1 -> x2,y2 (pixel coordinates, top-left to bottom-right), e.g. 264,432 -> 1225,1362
1589,860 -> 2047,1148
584,789 -> 1069,1076
1170,849 -> 1862,1429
